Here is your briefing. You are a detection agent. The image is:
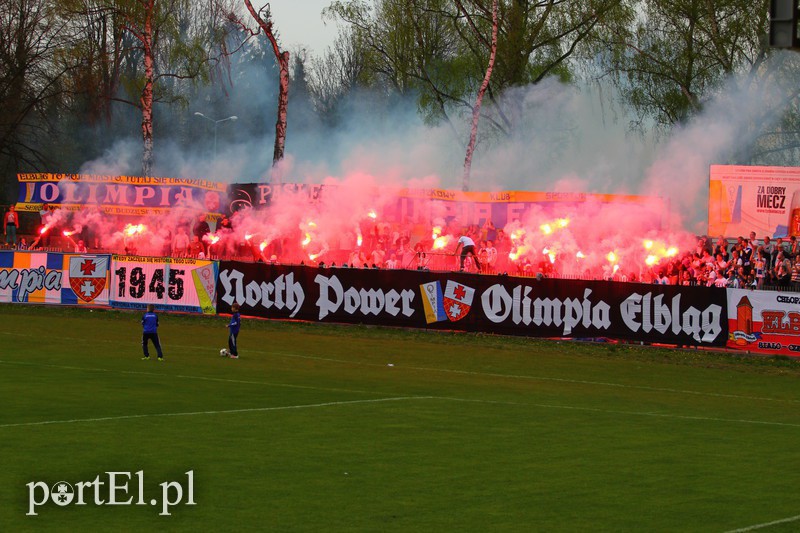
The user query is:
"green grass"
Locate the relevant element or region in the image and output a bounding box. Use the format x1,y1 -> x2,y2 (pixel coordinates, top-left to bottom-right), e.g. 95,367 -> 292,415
2,304 -> 800,532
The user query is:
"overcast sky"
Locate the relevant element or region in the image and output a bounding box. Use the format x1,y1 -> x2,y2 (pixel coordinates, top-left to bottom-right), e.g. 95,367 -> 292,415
266,1 -> 341,56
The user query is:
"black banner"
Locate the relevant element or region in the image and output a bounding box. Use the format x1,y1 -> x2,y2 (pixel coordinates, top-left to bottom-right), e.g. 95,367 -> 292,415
226,183 -> 328,213
216,262 -> 729,347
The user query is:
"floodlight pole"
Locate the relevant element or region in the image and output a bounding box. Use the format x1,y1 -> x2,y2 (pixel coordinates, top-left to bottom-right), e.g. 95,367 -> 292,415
193,112 -> 238,158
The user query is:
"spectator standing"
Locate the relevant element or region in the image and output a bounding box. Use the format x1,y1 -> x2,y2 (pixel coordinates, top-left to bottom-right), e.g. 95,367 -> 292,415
172,227 -> 190,256
485,240 -> 498,273
771,237 -> 786,267
483,220 -> 497,242
789,236 -> 799,259
193,214 -> 211,253
762,236 -> 774,270
753,250 -> 766,289
3,205 -> 19,247
188,235 -> 205,258
38,203 -> 51,247
792,258 -> 800,290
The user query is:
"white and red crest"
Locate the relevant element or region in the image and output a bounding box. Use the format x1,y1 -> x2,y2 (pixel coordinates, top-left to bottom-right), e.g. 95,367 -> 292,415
68,256 -> 108,303
443,280 -> 475,322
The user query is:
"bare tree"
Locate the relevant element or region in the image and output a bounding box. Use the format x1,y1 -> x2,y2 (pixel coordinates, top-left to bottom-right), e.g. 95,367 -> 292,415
0,0 -> 76,182
308,26 -> 368,125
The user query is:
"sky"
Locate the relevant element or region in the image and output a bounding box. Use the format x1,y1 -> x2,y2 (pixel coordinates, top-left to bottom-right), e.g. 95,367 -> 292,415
265,1 -> 340,56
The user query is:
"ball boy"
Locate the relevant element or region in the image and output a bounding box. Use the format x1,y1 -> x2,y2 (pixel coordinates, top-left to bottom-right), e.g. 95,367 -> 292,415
227,303 -> 241,359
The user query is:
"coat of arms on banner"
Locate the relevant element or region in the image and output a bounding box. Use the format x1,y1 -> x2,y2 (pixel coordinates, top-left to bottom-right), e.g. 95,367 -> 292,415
68,256 -> 108,303
443,280 -> 475,322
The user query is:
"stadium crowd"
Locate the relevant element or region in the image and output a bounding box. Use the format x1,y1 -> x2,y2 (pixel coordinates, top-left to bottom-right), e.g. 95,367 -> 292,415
3,203 -> 800,290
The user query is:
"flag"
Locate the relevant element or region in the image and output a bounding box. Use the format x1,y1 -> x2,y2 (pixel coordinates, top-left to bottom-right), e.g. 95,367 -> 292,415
420,281 -> 447,324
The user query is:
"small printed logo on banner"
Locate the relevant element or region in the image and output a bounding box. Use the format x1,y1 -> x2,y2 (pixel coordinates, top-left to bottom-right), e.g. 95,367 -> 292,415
419,281 -> 447,324
26,471 -> 195,516
68,256 -> 108,303
731,330 -> 760,344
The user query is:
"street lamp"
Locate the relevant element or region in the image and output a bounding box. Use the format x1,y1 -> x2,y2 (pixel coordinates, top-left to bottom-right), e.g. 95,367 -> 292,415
193,112 -> 238,158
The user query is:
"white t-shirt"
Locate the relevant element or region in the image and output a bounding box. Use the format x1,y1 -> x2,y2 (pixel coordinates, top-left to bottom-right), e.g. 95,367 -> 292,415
458,236 -> 475,248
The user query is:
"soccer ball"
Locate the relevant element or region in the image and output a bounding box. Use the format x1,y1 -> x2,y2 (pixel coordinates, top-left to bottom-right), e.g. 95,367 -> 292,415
219,348 -> 229,357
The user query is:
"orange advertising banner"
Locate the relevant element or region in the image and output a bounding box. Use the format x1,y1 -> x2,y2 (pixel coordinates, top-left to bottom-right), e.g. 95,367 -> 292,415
709,164 -> 800,238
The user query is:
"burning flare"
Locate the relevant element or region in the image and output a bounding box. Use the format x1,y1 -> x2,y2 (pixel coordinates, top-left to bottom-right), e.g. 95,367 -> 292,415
510,229 -> 525,241
123,223 -> 145,237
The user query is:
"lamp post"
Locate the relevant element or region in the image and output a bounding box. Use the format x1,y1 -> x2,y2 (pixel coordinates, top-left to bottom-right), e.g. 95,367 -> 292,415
193,112 -> 238,158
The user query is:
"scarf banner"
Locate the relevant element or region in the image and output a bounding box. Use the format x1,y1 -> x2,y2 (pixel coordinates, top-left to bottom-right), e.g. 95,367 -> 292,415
0,251 -> 110,305
216,262 -> 728,347
226,183 -> 665,228
16,173 -> 227,218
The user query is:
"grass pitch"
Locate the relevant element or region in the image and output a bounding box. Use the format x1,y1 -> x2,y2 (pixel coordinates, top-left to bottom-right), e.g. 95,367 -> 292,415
2,305 -> 800,532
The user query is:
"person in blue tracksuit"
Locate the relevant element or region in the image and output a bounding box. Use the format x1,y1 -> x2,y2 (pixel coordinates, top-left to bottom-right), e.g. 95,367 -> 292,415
141,304 -> 164,361
227,303 -> 241,359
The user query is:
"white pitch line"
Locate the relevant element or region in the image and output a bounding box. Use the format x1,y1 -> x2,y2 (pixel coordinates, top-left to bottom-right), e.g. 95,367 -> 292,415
0,359 -> 382,396
0,396 -> 431,429
267,350 -> 800,405
1,384 -> 799,431
4,331 -> 800,405
724,514 -> 800,532
426,396 -> 800,428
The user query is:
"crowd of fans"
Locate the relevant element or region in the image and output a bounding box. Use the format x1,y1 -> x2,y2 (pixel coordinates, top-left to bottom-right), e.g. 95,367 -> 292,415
4,204 -> 800,290
636,232 -> 800,289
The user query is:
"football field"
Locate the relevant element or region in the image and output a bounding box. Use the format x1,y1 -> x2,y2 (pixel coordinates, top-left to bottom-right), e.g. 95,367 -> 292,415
2,304 -> 800,531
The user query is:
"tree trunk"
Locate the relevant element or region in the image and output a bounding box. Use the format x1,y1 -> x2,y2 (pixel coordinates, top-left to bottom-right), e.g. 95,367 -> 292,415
242,0 -> 289,186
462,0 -> 499,192
140,0 -> 155,177
272,50 -> 289,184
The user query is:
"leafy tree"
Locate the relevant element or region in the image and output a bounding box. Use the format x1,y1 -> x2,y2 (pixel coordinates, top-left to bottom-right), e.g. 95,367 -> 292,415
61,0 -> 236,176
598,0 -> 769,129
324,0 -> 629,177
